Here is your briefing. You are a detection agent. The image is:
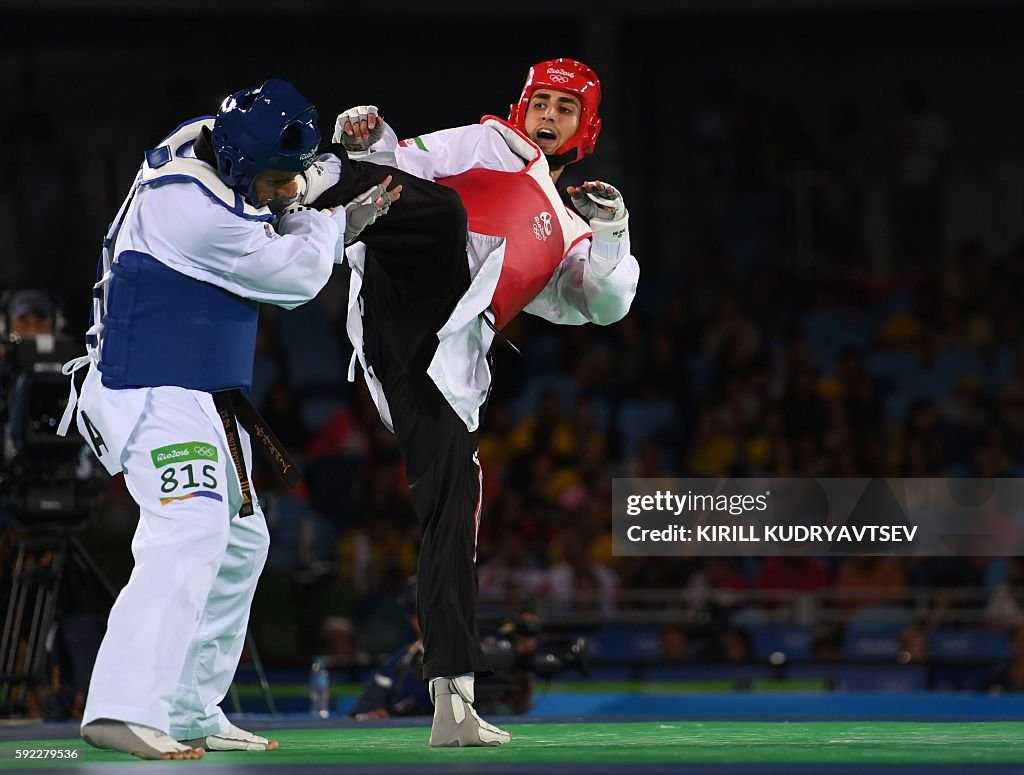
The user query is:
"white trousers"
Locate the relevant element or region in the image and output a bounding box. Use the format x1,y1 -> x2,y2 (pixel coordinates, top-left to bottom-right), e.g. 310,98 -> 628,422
78,372 -> 269,738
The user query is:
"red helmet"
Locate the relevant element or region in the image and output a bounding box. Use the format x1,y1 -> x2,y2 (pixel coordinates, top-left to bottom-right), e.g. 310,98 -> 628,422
508,58 -> 603,165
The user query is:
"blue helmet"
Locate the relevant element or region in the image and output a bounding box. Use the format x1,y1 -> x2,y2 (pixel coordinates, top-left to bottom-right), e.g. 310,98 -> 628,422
212,78 -> 320,206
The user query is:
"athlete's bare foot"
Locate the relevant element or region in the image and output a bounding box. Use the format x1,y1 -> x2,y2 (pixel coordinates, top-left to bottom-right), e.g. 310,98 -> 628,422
82,719 -> 204,760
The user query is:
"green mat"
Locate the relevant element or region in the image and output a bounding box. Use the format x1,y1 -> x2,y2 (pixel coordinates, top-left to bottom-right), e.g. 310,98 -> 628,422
3,722 -> 1024,767
229,679 -> 829,698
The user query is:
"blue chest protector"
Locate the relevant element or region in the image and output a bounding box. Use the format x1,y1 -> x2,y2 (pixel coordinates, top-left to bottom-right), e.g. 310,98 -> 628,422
98,251 -> 259,392
96,117 -> 273,392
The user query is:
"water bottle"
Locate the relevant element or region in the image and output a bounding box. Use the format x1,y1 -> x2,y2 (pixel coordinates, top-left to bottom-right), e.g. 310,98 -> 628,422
309,657 -> 330,718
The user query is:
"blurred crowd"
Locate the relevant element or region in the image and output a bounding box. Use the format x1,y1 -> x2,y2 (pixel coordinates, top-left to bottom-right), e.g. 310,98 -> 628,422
223,226 -> 1024,668
6,70 -> 1024,676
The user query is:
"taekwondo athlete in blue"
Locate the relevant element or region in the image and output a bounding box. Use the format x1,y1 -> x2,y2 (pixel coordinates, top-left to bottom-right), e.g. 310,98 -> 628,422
58,79 -> 397,760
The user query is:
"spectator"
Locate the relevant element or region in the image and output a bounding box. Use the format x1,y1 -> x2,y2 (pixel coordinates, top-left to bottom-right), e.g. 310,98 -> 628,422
890,82 -> 951,267
757,557 -> 830,596
989,618 -> 1024,694
4,289 -> 56,339
660,624 -> 691,664
834,557 -> 907,610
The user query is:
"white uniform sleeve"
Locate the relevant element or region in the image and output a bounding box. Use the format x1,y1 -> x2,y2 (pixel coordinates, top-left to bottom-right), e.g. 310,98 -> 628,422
125,182 -> 340,310
387,124 -> 524,180
523,233 -> 640,326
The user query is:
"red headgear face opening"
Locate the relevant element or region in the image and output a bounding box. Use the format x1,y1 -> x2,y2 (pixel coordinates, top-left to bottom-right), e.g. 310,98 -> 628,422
509,58 -> 603,164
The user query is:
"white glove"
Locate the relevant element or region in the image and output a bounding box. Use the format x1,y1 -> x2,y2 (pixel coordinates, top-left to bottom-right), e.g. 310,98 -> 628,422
569,181 -> 629,243
344,177 -> 396,245
265,162 -> 333,215
333,105 -> 386,151
296,161 -> 333,205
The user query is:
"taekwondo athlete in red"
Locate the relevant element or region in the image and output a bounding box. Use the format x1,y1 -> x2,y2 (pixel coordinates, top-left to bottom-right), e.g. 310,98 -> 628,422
337,58 -> 637,431
335,59 -> 638,748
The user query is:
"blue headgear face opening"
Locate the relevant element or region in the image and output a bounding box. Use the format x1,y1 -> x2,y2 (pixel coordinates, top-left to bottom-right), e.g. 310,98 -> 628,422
212,78 -> 321,207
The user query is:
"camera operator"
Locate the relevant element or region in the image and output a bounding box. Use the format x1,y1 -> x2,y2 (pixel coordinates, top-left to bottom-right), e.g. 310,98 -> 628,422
350,579 -> 587,718
1,290 -> 57,449
5,290 -> 56,340
0,288 -> 106,720
478,614 -> 540,715
349,580 -> 430,719
1,288 -> 84,475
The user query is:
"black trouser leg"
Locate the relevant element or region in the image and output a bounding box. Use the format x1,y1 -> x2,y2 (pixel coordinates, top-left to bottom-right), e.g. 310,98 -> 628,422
404,388 -> 488,680
357,176 -> 489,680
362,303 -> 491,680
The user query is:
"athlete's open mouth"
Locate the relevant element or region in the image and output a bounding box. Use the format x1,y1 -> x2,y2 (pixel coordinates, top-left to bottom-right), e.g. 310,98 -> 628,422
534,128 -> 559,150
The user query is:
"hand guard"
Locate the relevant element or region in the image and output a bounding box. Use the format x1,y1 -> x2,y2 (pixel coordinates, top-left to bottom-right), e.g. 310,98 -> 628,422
570,181 -> 629,243
265,163 -> 332,215
344,181 -> 394,245
332,105 -> 386,151
296,161 -> 333,205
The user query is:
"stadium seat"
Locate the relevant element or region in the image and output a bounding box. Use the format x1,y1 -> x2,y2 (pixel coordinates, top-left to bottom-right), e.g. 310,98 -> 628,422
618,400 -> 678,458
925,348 -> 986,394
511,374 -> 578,420
990,346 -> 1018,389
802,309 -> 870,371
928,629 -> 1011,661
520,331 -> 563,376
865,349 -> 920,385
250,356 -> 279,411
275,299 -> 349,429
842,608 -> 913,661
589,625 -> 664,663
686,353 -> 714,396
750,623 -> 815,662
276,299 -> 347,389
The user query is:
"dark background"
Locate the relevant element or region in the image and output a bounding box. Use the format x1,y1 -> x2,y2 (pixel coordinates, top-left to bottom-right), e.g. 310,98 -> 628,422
3,1 -> 1024,324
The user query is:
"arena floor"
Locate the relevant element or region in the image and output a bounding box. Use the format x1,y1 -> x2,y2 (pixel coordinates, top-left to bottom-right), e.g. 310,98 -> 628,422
2,718 -> 1024,774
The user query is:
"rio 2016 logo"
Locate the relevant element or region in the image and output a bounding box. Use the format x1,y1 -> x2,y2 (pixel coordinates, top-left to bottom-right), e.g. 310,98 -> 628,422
152,442 -> 218,467
532,212 -> 553,241
546,68 -> 574,84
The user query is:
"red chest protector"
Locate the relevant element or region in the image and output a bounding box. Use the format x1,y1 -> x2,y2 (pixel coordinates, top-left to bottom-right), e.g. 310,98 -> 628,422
437,117 -> 590,329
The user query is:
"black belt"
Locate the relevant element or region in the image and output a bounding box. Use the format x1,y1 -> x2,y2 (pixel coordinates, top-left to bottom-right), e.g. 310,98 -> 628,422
212,390 -> 302,517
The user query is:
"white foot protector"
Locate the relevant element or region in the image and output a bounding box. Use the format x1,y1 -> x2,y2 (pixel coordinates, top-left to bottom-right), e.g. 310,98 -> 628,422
428,675 -> 512,748
181,723 -> 279,752
81,718 -> 204,760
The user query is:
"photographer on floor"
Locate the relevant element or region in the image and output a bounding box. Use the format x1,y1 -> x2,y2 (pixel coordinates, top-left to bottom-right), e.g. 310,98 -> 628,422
350,580 -> 585,719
